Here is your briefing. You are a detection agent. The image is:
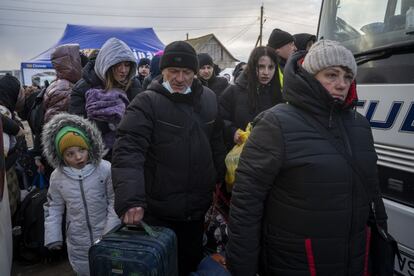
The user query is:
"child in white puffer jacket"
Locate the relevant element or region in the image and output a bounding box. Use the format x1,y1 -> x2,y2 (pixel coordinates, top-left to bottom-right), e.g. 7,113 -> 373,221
42,113 -> 120,276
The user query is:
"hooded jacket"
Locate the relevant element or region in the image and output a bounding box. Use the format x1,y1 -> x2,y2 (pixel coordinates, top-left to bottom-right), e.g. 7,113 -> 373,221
42,113 -> 119,276
0,110 -> 12,276
226,52 -> 387,276
142,54 -> 163,90
43,44 -> 82,123
69,38 -> 141,116
51,44 -> 82,83
112,78 -> 226,221
94,37 -> 137,82
0,75 -> 24,164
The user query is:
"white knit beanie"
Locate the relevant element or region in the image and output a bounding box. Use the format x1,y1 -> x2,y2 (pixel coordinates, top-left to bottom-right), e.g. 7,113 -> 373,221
302,40 -> 357,78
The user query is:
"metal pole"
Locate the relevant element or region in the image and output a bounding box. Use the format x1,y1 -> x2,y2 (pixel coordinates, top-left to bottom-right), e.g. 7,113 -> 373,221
259,4 -> 264,46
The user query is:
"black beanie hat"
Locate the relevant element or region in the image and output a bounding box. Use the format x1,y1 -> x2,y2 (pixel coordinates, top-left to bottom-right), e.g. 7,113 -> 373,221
138,58 -> 151,67
0,74 -> 21,111
160,41 -> 198,73
197,53 -> 213,67
293,33 -> 316,51
267,28 -> 295,49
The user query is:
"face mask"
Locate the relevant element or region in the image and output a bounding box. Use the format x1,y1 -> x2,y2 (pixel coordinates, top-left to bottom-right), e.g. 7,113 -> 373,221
162,81 -> 192,94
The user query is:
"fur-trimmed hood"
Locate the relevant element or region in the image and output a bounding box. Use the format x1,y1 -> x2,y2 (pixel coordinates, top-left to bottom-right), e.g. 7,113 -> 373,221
41,113 -> 104,168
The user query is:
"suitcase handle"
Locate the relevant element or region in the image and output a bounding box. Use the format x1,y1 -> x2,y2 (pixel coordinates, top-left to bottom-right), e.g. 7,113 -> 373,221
110,221 -> 157,237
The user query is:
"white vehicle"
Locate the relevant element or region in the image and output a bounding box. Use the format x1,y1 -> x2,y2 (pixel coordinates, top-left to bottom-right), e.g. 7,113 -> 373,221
219,67 -> 235,83
318,0 -> 414,275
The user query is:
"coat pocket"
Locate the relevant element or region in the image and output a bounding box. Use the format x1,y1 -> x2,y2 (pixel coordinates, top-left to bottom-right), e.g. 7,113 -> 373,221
265,235 -> 308,272
154,119 -> 184,146
156,119 -> 183,129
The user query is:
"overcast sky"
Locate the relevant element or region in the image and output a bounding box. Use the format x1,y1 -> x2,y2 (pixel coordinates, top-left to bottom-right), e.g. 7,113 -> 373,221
0,0 -> 322,70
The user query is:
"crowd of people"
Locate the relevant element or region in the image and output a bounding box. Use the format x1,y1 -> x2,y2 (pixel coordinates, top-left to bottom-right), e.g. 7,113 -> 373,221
0,27 -> 389,276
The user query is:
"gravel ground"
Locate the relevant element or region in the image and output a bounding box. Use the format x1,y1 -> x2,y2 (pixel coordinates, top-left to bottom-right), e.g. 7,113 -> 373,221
12,257 -> 74,276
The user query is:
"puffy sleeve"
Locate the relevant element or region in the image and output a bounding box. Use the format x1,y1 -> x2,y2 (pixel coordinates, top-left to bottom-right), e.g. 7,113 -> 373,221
44,171 -> 65,246
226,110 -> 285,276
111,92 -> 154,217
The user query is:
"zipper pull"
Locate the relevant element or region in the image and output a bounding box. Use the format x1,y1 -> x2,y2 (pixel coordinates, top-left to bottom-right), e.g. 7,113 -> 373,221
370,201 -> 377,219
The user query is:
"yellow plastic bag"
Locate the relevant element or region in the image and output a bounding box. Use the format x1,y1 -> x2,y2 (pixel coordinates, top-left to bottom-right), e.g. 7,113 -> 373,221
224,123 -> 252,192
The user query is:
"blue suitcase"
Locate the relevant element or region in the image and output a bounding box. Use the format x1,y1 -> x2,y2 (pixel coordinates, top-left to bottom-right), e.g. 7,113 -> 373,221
89,222 -> 178,276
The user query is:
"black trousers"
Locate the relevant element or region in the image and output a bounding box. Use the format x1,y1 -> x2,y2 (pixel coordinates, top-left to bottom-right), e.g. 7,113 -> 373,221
144,215 -> 204,276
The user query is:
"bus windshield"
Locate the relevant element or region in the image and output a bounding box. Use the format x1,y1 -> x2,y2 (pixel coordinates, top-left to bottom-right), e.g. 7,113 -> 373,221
318,0 -> 414,55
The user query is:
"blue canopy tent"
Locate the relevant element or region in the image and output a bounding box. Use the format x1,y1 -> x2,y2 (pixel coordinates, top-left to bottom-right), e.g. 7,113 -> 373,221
21,24 -> 165,85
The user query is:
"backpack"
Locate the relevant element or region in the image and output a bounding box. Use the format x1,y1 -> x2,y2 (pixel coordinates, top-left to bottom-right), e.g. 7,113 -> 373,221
13,186 -> 48,262
6,129 -> 37,190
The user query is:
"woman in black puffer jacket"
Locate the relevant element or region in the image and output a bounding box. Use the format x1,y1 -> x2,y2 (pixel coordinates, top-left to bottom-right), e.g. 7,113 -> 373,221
219,46 -> 283,150
226,40 -> 388,276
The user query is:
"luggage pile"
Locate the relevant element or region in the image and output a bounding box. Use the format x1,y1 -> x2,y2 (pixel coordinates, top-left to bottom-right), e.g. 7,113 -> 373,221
89,222 -> 178,276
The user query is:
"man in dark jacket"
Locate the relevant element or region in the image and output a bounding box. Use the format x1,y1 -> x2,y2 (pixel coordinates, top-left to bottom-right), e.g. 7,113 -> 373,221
112,41 -> 226,276
267,28 -> 297,70
137,57 -> 151,85
197,53 -> 229,98
142,53 -> 163,89
0,115 -> 12,276
267,28 -> 297,89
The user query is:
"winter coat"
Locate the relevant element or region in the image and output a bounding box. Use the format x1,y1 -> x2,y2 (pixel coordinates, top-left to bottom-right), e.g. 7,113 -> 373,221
42,113 -> 119,276
0,118 -> 12,276
0,188 -> 12,276
219,71 -> 283,148
141,75 -> 152,90
199,74 -> 229,98
51,43 -> 82,83
43,79 -> 72,123
112,78 -> 226,221
142,54 -> 163,90
43,44 -> 82,123
226,51 -> 387,276
69,38 -> 141,117
85,88 -> 129,150
0,74 -> 24,167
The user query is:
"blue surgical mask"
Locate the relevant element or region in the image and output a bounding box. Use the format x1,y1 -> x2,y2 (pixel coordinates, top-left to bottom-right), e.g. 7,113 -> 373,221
162,80 -> 192,94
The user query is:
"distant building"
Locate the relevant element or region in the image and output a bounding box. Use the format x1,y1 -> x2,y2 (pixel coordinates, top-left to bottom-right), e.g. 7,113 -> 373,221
186,33 -> 239,70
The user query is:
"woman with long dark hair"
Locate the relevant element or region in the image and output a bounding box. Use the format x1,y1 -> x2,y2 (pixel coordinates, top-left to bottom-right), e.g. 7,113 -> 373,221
219,46 -> 283,148
226,40 -> 388,276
